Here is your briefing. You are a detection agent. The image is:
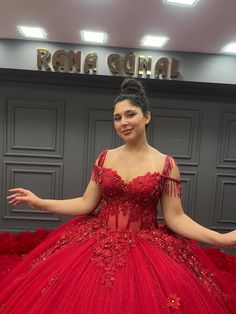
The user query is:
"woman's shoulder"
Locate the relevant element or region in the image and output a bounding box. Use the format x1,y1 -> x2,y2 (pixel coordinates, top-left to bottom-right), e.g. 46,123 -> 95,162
150,147 -> 178,163
107,146 -> 124,154
149,147 -> 167,162
148,148 -> 181,176
104,146 -> 126,158
95,147 -> 121,167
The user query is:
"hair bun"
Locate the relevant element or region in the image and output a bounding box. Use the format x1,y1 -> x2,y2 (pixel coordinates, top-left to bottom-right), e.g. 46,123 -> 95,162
120,78 -> 145,98
113,78 -> 150,115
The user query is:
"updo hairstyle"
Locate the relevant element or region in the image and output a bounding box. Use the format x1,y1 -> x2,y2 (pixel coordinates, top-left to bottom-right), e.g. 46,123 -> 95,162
113,78 -> 150,115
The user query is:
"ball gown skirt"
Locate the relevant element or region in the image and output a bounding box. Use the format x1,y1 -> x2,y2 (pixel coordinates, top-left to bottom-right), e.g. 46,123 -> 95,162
0,151 -> 235,313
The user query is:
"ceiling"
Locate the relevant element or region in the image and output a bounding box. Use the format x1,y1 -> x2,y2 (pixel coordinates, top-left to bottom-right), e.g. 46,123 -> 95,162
0,0 -> 235,55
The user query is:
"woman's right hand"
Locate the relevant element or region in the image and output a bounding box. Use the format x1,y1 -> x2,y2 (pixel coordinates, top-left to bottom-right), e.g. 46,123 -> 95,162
7,188 -> 43,209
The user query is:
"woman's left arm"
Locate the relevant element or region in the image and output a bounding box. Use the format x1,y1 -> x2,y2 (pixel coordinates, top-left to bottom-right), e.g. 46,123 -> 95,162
160,163 -> 236,248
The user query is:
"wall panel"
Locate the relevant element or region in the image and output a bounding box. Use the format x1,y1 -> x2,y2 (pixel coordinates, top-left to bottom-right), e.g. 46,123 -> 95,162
0,70 -> 235,234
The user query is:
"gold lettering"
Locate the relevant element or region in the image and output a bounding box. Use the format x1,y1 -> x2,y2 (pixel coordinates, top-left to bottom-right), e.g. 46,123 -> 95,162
138,56 -> 152,77
36,48 -> 179,79
155,57 -> 169,79
52,50 -> 66,71
84,53 -> 97,73
107,54 -> 121,73
170,58 -> 178,78
37,48 -> 51,71
69,50 -> 81,72
123,52 -> 135,75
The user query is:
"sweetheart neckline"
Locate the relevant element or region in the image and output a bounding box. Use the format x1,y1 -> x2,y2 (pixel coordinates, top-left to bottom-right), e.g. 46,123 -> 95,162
96,150 -> 171,185
100,166 -> 162,185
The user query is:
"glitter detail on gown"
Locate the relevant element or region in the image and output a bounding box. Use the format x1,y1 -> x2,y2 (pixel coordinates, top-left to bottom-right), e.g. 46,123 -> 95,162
0,150 -> 235,313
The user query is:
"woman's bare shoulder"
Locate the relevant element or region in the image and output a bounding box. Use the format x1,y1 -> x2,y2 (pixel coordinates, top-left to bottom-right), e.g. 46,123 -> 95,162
106,146 -> 125,156
103,146 -> 124,165
149,147 -> 167,161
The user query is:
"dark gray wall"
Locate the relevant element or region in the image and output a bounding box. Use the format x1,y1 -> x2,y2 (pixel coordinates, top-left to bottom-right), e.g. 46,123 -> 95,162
0,69 -> 236,234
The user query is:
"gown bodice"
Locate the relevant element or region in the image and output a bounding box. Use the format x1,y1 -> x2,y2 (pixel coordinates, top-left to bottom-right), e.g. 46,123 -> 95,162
91,150 -> 181,231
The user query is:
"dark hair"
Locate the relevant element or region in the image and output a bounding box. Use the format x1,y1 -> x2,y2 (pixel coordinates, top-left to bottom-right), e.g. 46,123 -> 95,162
113,78 -> 150,114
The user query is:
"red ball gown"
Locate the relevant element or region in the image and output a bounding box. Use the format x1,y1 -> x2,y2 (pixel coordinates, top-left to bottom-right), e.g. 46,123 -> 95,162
0,150 -> 235,313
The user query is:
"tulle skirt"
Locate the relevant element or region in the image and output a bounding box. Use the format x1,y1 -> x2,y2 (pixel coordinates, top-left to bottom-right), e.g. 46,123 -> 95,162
0,215 -> 235,314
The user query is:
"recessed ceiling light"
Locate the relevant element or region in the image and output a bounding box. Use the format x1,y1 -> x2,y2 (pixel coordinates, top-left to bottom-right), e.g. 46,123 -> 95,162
141,36 -> 169,48
18,26 -> 47,39
163,0 -> 198,6
221,42 -> 236,54
81,31 -> 107,44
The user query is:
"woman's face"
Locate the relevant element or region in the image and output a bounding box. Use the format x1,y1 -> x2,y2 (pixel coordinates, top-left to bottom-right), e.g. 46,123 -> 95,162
113,99 -> 151,141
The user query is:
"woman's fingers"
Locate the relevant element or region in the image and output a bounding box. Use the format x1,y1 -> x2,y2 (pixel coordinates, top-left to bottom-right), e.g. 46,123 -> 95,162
7,193 -> 22,199
7,188 -> 31,204
9,188 -> 29,195
7,191 -> 27,205
9,188 -> 24,192
8,198 -> 22,204
8,195 -> 28,205
7,189 -> 38,208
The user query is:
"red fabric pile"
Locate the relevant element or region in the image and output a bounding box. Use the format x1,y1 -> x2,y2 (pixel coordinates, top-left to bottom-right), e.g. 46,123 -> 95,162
204,247 -> 236,286
0,229 -> 50,281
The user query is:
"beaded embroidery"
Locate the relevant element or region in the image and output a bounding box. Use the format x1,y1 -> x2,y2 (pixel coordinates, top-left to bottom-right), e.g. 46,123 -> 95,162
12,151 -> 225,301
91,228 -> 136,289
15,215 -> 226,300
89,150 -> 225,299
137,226 -> 226,300
40,272 -> 61,295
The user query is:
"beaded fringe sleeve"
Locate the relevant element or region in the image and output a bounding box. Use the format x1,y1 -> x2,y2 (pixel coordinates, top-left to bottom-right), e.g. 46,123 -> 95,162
162,156 -> 182,198
90,150 -> 107,184
91,165 -> 101,184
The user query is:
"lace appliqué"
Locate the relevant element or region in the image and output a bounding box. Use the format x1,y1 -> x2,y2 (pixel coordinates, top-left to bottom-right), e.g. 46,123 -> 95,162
13,216 -> 101,282
137,226 -> 226,302
91,165 -> 164,230
33,217 -> 100,266
10,216 -> 228,301
14,217 -> 135,290
12,152 -> 222,297
92,228 -> 136,289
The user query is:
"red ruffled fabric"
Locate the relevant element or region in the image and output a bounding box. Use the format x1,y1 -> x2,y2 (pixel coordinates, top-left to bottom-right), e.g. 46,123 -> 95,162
0,229 -> 50,281
204,248 -> 236,295
204,248 -> 236,277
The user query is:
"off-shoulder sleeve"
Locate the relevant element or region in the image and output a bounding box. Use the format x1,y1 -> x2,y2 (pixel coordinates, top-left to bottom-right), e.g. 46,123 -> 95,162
162,156 -> 182,198
163,176 -> 182,198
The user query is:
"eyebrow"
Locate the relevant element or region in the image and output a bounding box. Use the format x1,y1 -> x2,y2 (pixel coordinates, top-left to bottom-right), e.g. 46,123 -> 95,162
113,109 -> 136,117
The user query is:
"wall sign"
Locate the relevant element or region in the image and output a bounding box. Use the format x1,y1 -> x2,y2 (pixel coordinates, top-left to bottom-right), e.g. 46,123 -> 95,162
37,48 -> 179,79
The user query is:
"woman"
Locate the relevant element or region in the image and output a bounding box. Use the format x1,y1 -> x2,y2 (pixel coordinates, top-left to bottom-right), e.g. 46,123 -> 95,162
0,78 -> 236,313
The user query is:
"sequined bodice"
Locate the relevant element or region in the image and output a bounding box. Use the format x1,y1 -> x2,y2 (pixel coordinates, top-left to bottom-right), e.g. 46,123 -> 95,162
91,151 -> 181,232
